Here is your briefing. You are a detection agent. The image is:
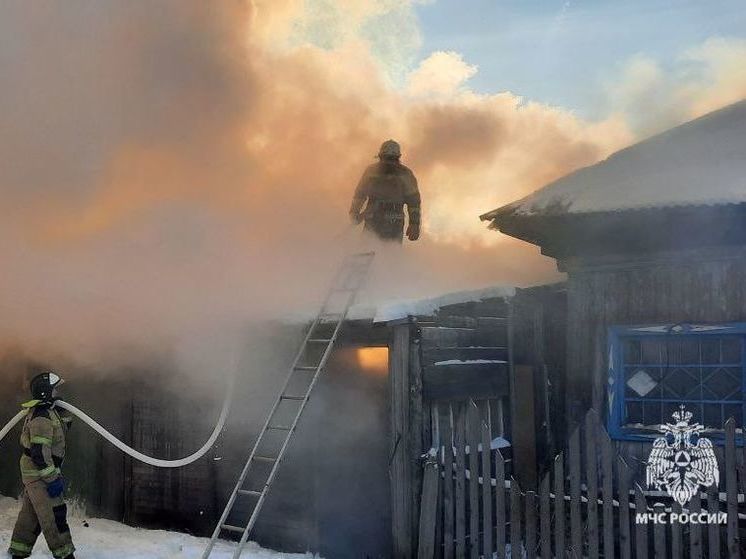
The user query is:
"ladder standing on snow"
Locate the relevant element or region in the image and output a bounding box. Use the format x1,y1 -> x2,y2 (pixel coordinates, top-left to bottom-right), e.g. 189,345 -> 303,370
202,251 -> 375,559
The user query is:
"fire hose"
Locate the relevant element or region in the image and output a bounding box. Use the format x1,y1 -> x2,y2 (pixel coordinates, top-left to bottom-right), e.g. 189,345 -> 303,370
0,375 -> 234,469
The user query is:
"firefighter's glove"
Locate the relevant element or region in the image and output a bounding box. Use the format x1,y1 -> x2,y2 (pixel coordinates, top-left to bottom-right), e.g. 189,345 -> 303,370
46,477 -> 64,498
406,222 -> 420,241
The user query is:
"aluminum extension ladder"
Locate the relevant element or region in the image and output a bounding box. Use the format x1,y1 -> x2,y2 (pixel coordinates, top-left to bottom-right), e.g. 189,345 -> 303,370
202,251 -> 375,559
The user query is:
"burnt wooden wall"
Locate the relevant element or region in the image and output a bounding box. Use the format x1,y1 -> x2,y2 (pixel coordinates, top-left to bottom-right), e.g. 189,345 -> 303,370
509,283 -> 568,485
562,247 -> 746,476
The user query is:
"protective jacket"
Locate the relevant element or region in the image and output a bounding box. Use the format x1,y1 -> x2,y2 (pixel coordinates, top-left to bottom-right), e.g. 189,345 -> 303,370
19,400 -> 70,485
350,160 -> 421,242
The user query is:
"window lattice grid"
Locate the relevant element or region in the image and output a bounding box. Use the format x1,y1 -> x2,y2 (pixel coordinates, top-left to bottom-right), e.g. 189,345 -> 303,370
621,334 -> 744,430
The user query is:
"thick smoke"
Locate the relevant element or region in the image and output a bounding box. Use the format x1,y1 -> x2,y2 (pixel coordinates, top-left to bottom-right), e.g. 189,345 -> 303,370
0,1 -> 742,374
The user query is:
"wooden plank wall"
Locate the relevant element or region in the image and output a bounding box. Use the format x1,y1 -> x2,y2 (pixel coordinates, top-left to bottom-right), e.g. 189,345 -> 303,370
563,249 -> 746,456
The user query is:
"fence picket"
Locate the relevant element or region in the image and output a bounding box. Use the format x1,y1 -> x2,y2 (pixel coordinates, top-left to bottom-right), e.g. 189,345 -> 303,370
569,428 -> 582,557
671,502 -> 682,559
634,484 -> 648,559
617,456 -> 631,559
442,404 -> 454,559
525,490 -> 536,559
455,403 -> 467,558
742,422 -> 746,496
554,452 -> 566,557
600,431 -> 615,559
725,418 -> 740,559
480,419 -> 493,558
495,451 -> 506,559
435,471 -> 444,559
539,474 -> 550,559
689,492 -> 703,559
467,401 -> 481,559
418,458 -> 441,559
510,478 -> 522,559
653,502 -> 665,557
707,485 -> 720,558
584,412 -> 599,559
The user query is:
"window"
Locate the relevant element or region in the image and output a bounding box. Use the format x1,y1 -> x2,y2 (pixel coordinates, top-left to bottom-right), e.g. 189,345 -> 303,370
608,323 -> 746,442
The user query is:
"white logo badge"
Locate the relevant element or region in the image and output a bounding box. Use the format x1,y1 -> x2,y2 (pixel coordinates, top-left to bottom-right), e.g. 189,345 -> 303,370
646,406 -> 719,506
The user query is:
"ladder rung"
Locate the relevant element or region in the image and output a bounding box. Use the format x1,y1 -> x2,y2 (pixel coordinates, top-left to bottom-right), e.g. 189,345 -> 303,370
253,455 -> 276,462
237,489 -> 262,497
280,395 -> 305,401
221,524 -> 245,534
308,339 -> 332,343
319,313 -> 342,319
267,424 -> 292,431
294,365 -> 317,371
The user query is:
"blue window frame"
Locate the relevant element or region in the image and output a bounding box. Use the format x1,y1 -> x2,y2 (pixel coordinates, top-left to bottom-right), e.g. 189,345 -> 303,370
608,323 -> 746,444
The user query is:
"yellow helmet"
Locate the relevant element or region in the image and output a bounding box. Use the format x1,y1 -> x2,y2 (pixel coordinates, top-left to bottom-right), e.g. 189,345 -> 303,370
378,139 -> 401,159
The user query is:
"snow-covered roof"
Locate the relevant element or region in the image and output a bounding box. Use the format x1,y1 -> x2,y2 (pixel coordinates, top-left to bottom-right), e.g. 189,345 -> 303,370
351,285 -> 515,323
481,100 -> 746,220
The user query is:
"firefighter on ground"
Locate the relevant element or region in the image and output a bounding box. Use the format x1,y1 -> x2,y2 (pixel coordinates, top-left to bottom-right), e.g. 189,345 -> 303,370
8,372 -> 75,559
349,140 -> 421,242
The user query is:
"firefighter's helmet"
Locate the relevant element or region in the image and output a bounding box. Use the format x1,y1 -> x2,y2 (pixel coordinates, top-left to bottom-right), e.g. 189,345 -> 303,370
30,371 -> 64,401
378,139 -> 401,160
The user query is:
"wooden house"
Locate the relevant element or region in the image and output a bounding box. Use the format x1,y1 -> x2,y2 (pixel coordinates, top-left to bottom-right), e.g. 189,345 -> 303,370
482,99 -> 746,455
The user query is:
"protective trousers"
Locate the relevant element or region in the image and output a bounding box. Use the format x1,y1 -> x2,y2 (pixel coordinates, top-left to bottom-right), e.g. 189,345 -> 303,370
8,481 -> 74,558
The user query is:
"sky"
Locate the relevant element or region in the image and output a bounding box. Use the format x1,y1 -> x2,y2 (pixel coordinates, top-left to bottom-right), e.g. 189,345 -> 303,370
415,0 -> 746,117
0,0 -> 744,371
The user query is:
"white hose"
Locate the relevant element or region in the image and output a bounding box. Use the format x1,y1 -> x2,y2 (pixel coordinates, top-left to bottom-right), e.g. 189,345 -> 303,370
0,376 -> 234,469
0,410 -> 27,444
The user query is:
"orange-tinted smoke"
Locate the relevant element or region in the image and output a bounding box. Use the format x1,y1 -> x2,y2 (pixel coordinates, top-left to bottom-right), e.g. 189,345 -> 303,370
0,1 -> 734,369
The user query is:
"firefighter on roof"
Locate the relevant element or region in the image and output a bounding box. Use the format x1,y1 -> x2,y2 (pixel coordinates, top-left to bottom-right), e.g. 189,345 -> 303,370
8,372 -> 75,559
349,140 -> 421,242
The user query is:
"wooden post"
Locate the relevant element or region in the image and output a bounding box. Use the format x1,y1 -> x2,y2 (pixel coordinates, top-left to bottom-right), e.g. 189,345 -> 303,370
410,331 -> 425,554
390,322 -> 413,558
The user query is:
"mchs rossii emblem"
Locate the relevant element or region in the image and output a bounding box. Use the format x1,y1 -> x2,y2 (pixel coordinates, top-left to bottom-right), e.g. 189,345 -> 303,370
646,406 -> 719,506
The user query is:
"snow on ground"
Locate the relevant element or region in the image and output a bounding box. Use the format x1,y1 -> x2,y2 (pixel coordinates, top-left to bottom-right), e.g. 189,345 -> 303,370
0,496 -> 317,559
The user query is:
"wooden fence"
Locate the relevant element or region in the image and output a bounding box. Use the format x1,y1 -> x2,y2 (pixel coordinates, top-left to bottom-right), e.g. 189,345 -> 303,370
419,401 -> 745,558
